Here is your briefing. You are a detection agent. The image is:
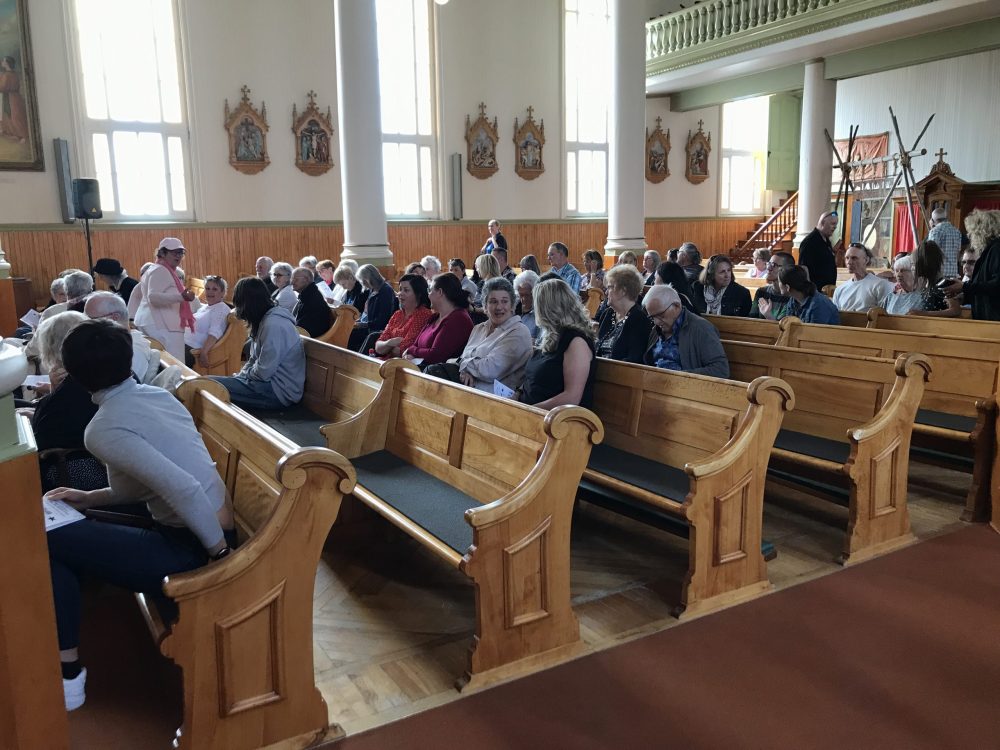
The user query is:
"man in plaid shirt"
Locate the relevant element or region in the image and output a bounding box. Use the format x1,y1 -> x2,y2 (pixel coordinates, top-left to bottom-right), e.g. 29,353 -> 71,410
928,207 -> 962,275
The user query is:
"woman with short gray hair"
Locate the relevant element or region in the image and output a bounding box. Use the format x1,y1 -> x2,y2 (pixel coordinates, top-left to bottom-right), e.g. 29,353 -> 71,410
269,262 -> 296,311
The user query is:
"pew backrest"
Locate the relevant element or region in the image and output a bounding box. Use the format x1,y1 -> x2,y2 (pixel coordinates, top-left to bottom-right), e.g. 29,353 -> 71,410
192,310 -> 248,377
867,307 -> 1000,339
301,338 -> 389,425
704,314 -> 781,345
316,304 -> 360,349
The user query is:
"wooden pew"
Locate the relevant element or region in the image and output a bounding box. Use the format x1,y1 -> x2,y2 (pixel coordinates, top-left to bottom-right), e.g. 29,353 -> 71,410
585,359 -> 793,618
188,275 -> 206,302
867,307 -> 994,337
135,377 -> 356,749
773,317 -> 1000,522
191,310 -> 248,376
316,303 -> 360,349
583,287 -> 605,318
721,340 -> 931,564
246,342 -> 605,690
703,314 -> 781,345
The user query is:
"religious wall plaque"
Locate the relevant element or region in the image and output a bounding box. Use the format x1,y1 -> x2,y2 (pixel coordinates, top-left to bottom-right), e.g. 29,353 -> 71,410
645,117 -> 670,184
224,85 -> 269,175
292,90 -> 334,176
513,106 -> 545,181
685,120 -> 711,185
465,102 -> 499,180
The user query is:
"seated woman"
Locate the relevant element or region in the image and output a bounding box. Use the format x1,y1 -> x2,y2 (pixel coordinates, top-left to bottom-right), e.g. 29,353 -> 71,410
595,264 -> 652,364
47,277 -> 68,308
751,251 -> 795,320
209,277 -> 305,409
514,270 -> 540,341
692,254 -> 752,316
330,260 -> 360,306
430,277 -> 533,393
616,250 -> 639,269
779,265 -> 840,325
653,260 -> 698,313
404,261 -> 426,277
370,273 -> 434,359
315,259 -> 338,301
580,249 -> 606,292
403,272 -> 474,367
745,248 -> 771,278
472,253 -> 502,309
349,265 -> 399,351
269,262 -> 297,311
882,254 -> 922,315
520,278 -> 597,409
519,255 -> 542,275
448,257 -> 480,302
895,240 -> 961,318
45,319 -> 237,711
333,263 -> 369,311
184,275 -> 230,369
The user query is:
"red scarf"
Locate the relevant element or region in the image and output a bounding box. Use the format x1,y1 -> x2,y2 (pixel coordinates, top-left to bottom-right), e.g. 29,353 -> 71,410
159,260 -> 196,332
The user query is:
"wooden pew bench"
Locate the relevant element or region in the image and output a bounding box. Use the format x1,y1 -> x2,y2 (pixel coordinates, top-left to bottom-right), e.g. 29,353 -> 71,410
721,340 -> 931,564
191,310 -> 248,376
775,317 -> 1000,522
316,303 -> 360,349
704,314 -> 781,345
583,358 -> 793,618
242,342 -> 605,690
866,307 -> 990,336
134,377 -> 356,750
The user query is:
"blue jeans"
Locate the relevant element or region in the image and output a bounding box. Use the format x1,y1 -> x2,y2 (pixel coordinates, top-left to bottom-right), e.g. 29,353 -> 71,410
47,520 -> 237,650
209,376 -> 284,410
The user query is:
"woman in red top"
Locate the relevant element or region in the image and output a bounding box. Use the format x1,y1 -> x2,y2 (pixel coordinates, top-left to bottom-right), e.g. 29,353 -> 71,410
370,273 -> 434,358
403,273 -> 474,366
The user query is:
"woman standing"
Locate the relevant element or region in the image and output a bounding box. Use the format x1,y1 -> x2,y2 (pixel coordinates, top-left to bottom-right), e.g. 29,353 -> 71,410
778,265 -> 840,325
692,254 -> 752,317
184,275 -> 230,368
403,273 -> 474,366
595,265 -> 652,364
370,273 -> 434,359
133,237 -> 196,360
520,278 -> 597,409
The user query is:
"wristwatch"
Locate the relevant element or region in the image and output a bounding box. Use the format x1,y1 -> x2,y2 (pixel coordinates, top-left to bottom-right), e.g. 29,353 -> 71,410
211,546 -> 232,562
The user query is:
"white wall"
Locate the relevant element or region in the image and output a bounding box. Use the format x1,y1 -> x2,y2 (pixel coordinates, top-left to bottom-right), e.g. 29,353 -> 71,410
834,49 -> 1000,183
644,97 -> 720,218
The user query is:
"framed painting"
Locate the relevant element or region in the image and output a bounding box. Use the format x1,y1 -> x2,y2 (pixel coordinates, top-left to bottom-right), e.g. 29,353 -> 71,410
513,106 -> 544,181
0,0 -> 43,170
685,119 -> 711,185
645,116 -> 670,184
224,85 -> 269,175
291,90 -> 334,176
465,102 -> 498,180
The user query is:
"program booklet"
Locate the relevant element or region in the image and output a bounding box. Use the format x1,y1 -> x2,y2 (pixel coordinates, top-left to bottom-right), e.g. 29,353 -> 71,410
42,498 -> 85,532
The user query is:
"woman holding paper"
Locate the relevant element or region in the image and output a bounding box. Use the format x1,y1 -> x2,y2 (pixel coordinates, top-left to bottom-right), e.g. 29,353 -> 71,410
43,320 -> 237,711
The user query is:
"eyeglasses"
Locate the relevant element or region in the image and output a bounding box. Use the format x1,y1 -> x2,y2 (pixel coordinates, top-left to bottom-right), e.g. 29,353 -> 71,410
167,248 -> 186,256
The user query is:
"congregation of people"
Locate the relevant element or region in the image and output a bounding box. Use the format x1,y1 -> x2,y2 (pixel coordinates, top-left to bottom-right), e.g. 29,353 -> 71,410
23,206 -> 1000,712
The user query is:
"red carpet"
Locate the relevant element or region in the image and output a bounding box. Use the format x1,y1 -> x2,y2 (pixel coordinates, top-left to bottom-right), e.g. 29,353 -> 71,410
341,526 -> 1000,750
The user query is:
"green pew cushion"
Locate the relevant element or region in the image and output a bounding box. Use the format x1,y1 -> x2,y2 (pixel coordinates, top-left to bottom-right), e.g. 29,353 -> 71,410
246,404 -> 327,447
915,409 -> 977,434
773,429 -> 851,465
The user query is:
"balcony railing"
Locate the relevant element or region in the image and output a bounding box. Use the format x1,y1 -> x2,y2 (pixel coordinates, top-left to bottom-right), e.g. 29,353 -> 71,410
646,0 -> 935,75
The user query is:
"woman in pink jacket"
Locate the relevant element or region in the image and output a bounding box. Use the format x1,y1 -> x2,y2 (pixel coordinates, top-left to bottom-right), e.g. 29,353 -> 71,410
133,237 -> 196,360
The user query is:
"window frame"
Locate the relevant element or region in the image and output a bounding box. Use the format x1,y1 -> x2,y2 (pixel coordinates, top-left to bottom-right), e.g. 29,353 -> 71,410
718,97 -> 770,217
64,0 -> 195,222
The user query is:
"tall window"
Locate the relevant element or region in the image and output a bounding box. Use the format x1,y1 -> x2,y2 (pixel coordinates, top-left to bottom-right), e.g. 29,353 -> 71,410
720,96 -> 769,215
564,0 -> 610,216
71,0 -> 191,219
376,0 -> 436,218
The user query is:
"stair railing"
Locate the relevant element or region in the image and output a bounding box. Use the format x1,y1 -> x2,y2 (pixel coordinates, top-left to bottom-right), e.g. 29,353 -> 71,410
732,191 -> 798,262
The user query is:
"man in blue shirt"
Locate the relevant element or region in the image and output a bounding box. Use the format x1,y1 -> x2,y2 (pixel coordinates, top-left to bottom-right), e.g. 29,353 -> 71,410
546,242 -> 581,292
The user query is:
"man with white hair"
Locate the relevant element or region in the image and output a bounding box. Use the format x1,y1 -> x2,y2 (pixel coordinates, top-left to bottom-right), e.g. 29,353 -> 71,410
299,255 -> 321,283
421,255 -> 442,277
84,291 -> 154,383
676,243 -> 703,284
40,270 -> 94,322
255,256 -> 277,294
928,207 -> 961,272
642,284 -> 728,378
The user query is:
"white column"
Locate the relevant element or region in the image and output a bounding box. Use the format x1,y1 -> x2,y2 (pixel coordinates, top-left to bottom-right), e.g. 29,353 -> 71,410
604,0 -> 647,258
794,60 -> 837,246
334,0 -> 392,266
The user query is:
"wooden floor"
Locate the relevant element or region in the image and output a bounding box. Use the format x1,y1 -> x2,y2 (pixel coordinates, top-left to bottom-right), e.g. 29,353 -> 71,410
312,460 -> 968,736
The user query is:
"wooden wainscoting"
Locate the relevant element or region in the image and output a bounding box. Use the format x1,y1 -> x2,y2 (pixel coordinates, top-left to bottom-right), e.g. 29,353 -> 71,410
1,217 -> 758,305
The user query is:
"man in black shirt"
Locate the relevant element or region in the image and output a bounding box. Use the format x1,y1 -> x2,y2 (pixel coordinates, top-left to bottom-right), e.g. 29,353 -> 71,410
290,267 -> 331,337
797,211 -> 838,290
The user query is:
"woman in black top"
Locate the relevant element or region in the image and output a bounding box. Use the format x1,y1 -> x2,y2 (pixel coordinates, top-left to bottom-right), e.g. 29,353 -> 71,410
653,260 -> 698,313
520,278 -> 597,409
595,264 -> 652,364
691,254 -> 752,317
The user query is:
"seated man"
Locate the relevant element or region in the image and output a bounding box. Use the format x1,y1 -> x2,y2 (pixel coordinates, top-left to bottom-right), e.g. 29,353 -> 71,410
642,285 -> 729,378
44,319 -> 237,711
493,247 -> 517,283
291,266 -> 332,337
41,270 -> 94,322
83,292 -> 154,383
833,243 -> 895,312
255,256 -> 276,294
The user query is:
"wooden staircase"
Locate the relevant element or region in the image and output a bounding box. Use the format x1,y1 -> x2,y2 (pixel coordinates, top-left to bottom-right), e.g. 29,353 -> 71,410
730,191 -> 798,263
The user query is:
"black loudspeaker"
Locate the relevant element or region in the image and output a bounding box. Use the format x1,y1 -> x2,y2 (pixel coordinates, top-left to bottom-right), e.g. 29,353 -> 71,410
53,139 -> 76,224
73,178 -> 103,219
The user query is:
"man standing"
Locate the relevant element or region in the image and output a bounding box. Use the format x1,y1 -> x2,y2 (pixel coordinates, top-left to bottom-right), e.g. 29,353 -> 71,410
928,207 -> 961,274
493,247 -> 516,282
676,243 -> 704,284
642,250 -> 661,285
642,285 -> 729,378
255,256 -> 277,294
832,243 -> 895,312
798,212 -> 838,290
546,242 -> 581,292
291,267 -> 331,337
481,219 -> 508,255
93,258 -> 139,306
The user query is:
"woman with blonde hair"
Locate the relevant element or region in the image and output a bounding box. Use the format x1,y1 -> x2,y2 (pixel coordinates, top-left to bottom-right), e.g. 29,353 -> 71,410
472,253 -> 501,309
617,250 -> 639,269
942,210 -> 1000,320
520,278 -> 597,409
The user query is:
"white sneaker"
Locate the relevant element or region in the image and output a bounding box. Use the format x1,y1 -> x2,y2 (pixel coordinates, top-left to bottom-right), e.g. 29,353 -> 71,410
63,667 -> 87,711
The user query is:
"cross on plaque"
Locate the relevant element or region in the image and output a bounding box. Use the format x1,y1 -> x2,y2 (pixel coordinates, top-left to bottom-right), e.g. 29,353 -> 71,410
478,102 -> 487,117
697,119 -> 704,131
240,85 -> 251,102
655,116 -> 662,129
525,106 -> 534,121
935,147 -> 948,163
307,90 -> 317,106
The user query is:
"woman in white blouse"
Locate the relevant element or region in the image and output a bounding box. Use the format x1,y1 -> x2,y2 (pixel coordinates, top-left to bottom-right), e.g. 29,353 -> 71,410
269,262 -> 297,312
184,275 -> 230,368
456,277 -> 533,392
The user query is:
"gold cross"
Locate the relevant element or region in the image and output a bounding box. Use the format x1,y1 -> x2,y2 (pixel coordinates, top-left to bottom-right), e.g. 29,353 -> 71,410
240,85 -> 251,102
478,102 -> 487,117
307,90 -> 317,106
527,105 -> 534,120
935,147 -> 947,163
655,116 -> 662,129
